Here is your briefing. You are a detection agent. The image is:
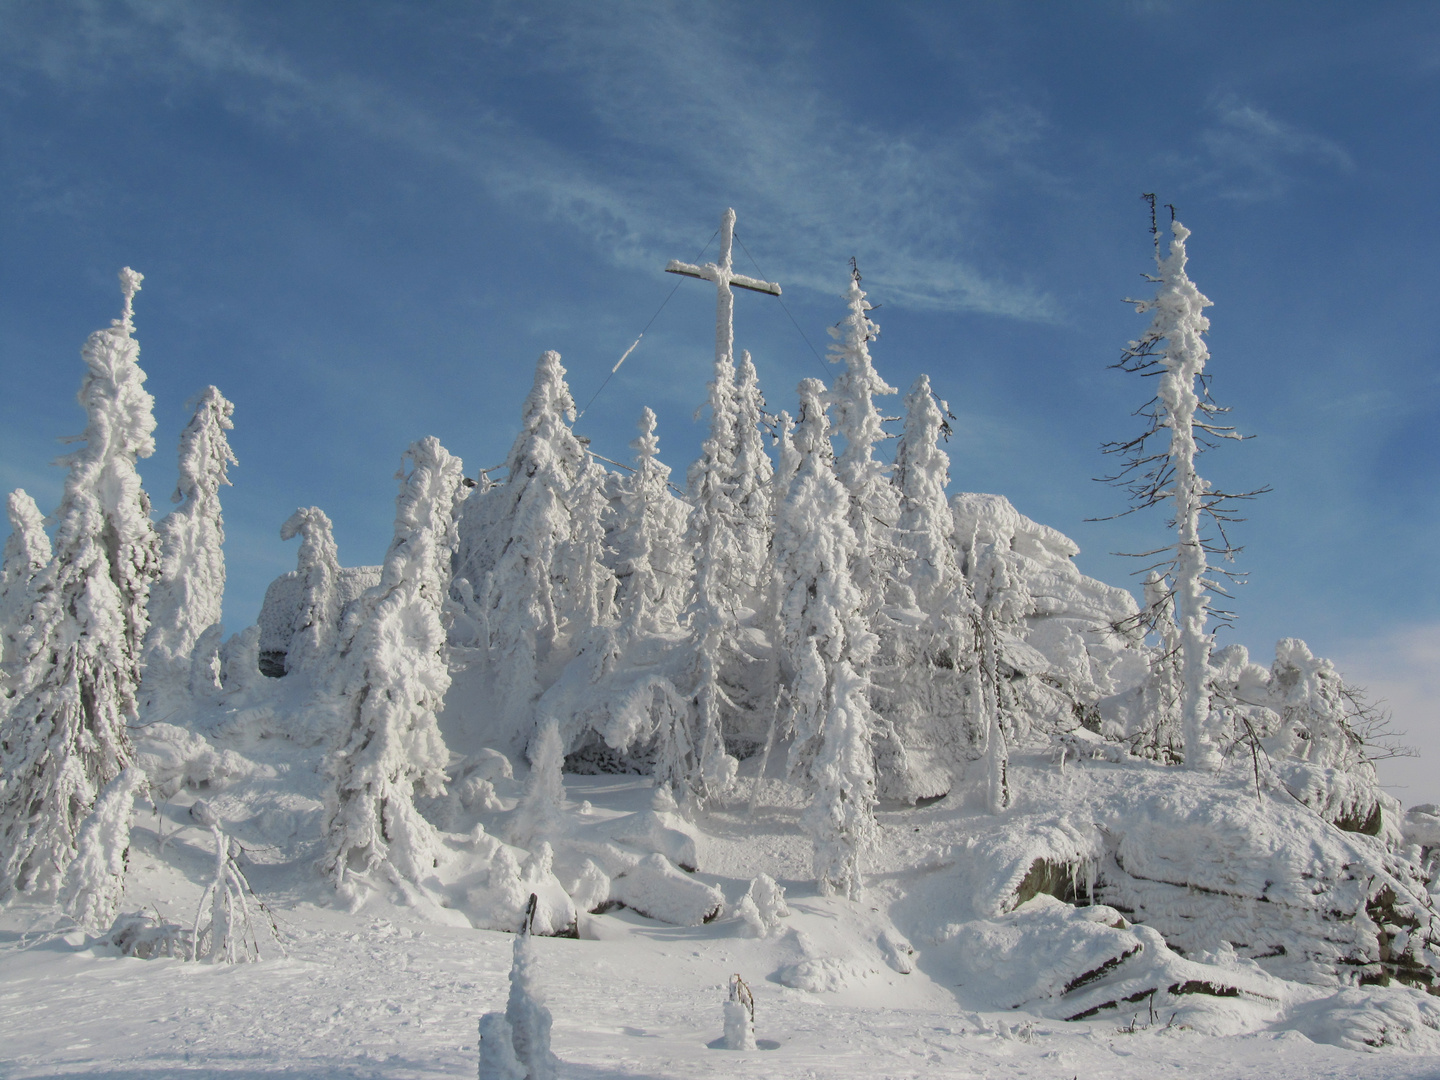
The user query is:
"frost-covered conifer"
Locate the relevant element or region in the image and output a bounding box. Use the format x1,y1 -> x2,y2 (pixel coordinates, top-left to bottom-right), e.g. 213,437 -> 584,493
1104,213 -> 1259,770
882,376 -> 976,793
0,490 -> 51,684
454,352 -> 588,744
965,539 -> 1031,814
827,265 -> 900,624
775,379 -> 878,898
683,353 -> 746,800
320,438 -> 462,893
613,409 -> 689,636
731,352 -> 774,599
559,458 -> 616,636
0,269 -> 159,901
510,718 -> 566,850
278,506 -> 341,678
143,386 -> 237,705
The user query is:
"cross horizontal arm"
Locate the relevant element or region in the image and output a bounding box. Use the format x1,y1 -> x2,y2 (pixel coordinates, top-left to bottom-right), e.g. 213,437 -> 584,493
729,273 -> 781,296
666,260 -> 781,296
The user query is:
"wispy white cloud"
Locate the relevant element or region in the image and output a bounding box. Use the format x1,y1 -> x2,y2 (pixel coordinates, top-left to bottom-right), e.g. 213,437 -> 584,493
1188,95 -> 1353,201
0,0 -> 1055,320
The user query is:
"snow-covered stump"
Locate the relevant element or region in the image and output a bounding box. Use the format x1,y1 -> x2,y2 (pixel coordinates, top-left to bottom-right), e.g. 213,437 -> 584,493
503,894 -> 558,1080
477,1012 -> 525,1080
721,973 -> 757,1051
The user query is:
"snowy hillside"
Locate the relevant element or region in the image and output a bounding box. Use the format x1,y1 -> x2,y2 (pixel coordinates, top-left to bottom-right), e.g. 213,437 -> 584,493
3,218 -> 1440,1079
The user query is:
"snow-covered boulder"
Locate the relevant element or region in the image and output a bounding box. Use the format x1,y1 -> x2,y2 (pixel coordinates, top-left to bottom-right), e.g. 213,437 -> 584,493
1276,985 -> 1440,1053
609,853 -> 723,925
943,895 -> 1283,1034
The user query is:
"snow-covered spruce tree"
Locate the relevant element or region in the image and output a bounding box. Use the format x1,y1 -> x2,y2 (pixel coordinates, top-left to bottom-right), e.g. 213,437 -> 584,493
776,378 -> 878,898
886,375 -> 977,793
827,263 -> 901,623
0,490 -> 51,686
278,506 -> 341,679
731,351 -> 774,602
453,352 -> 588,747
321,437 -> 463,895
967,542 -> 1029,813
1101,206 -> 1264,770
0,268 -> 160,901
559,456 -> 616,637
142,386 -> 237,710
681,352 -> 746,801
613,408 -> 689,637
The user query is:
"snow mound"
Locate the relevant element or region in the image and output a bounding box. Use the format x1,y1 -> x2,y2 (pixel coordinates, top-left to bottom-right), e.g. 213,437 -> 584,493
602,807 -> 701,871
1277,986 -> 1440,1053
609,853 -> 723,925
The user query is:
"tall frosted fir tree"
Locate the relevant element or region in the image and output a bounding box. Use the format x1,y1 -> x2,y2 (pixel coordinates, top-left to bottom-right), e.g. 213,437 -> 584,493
827,264 -> 900,625
683,350 -> 745,801
775,379 -> 878,898
143,386 -> 237,707
322,437 -> 463,894
0,269 -> 160,901
885,376 -> 976,795
279,506 -> 341,679
614,408 -> 689,637
454,352 -> 588,746
730,351 -> 774,605
1103,210 -> 1262,771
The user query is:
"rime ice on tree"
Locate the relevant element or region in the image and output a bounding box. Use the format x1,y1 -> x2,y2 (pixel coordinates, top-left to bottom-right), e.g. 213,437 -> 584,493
1104,214 -> 1263,771
143,386 -> 237,710
775,379 -> 878,897
0,268 -> 159,901
322,438 -> 463,894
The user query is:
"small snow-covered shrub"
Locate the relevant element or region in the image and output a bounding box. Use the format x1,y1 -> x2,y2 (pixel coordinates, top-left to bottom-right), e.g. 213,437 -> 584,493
106,909 -> 191,959
189,805 -> 283,963
566,859 -> 610,914
736,873 -> 788,937
610,853 -> 723,926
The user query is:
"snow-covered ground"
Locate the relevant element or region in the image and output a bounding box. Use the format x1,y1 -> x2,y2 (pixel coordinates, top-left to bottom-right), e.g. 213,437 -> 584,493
5,757 -> 1439,1080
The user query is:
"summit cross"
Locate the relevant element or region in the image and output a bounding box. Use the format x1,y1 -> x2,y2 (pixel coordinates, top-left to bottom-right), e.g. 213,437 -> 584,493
666,208 -> 781,367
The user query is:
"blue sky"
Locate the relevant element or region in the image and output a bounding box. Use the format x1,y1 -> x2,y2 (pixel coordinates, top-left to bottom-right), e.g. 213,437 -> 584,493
2,2 -> 1437,797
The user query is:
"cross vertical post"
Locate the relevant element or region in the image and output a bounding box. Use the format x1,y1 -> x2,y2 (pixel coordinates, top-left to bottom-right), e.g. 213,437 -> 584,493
666,208 -> 781,368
